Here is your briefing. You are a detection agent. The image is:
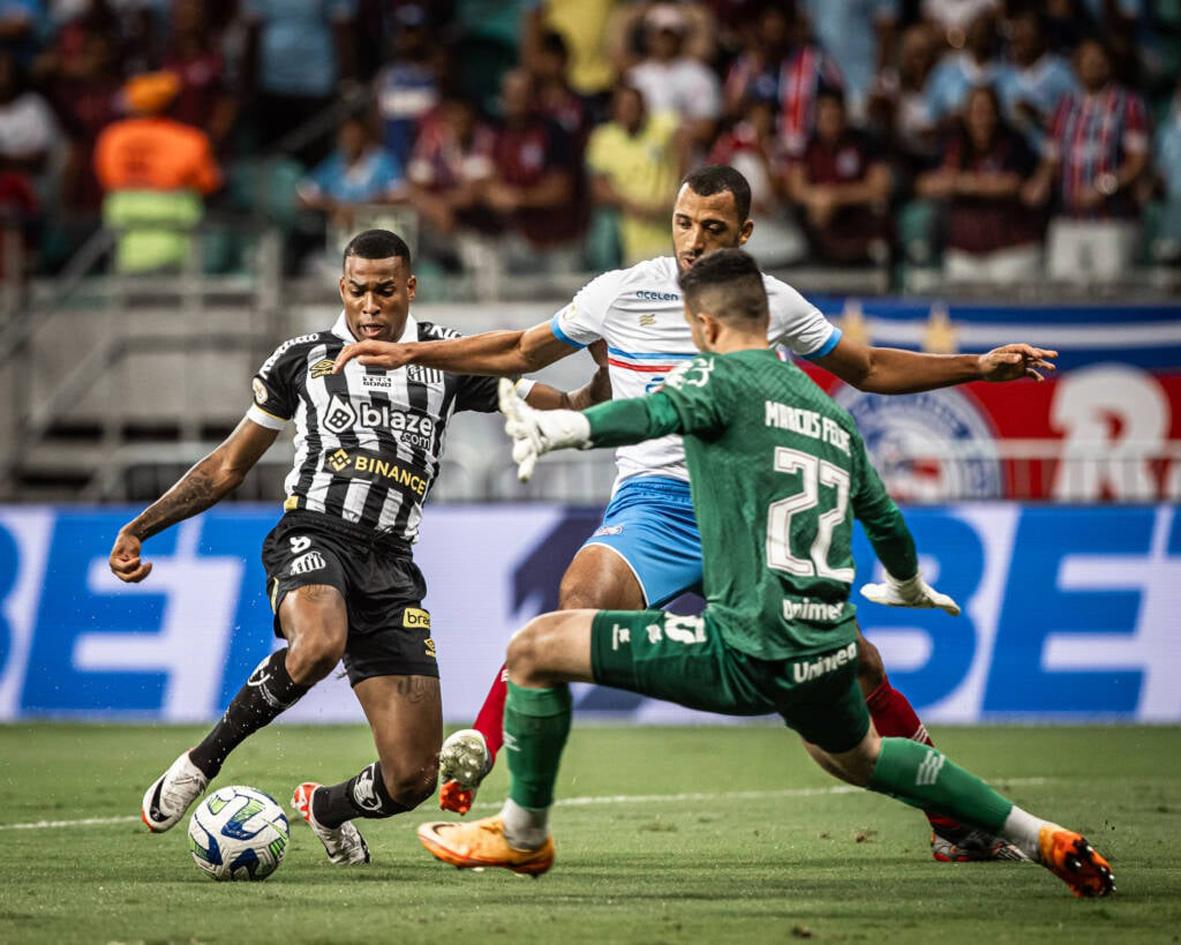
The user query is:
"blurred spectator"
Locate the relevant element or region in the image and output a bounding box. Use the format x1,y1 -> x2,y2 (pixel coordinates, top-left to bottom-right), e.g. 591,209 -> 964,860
244,0 -> 358,151
163,0 -> 236,151
1152,81 -> 1181,263
869,23 -> 940,176
921,0 -> 998,48
608,1 -> 716,74
486,67 -> 583,269
787,90 -> 891,264
586,82 -> 683,265
527,29 -> 590,147
0,157 -> 37,280
0,0 -> 44,66
626,4 -> 720,149
1028,39 -> 1149,282
723,5 -> 843,157
43,1 -> 162,75
709,97 -> 802,266
997,10 -> 1076,152
373,3 -> 442,169
1042,0 -> 1097,56
532,0 -> 615,99
406,92 -> 497,247
297,114 -> 405,229
917,85 -> 1041,282
802,0 -> 898,121
93,70 -> 221,272
924,10 -> 1007,124
46,30 -> 121,212
450,0 -> 540,114
0,49 -> 57,172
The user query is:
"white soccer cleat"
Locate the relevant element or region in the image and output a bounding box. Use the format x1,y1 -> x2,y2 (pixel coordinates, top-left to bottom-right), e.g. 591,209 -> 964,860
438,728 -> 491,815
141,750 -> 209,833
291,782 -> 370,865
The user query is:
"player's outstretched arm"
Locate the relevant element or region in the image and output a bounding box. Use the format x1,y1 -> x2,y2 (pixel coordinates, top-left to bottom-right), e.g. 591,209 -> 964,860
815,335 -> 1057,395
333,320 -> 576,377
520,340 -> 613,411
109,418 -> 278,583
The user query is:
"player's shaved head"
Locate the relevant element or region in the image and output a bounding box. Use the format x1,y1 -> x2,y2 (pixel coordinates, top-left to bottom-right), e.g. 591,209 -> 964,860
343,228 -> 411,270
677,248 -> 768,325
681,165 -> 752,224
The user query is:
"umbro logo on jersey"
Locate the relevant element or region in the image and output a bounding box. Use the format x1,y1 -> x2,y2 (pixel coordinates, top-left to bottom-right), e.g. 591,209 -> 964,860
309,358 -> 336,378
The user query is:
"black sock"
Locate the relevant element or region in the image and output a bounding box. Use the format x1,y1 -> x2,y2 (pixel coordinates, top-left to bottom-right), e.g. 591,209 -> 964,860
189,650 -> 310,779
312,761 -> 410,829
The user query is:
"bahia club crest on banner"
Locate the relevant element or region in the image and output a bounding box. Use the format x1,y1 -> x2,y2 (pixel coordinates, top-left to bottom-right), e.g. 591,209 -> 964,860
802,299 -> 1181,502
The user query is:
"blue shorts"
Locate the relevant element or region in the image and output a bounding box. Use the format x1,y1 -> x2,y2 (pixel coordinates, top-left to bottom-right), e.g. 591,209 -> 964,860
582,476 -> 702,607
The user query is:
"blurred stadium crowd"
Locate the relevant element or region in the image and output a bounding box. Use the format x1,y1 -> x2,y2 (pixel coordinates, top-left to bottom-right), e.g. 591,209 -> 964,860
0,0 -> 1179,286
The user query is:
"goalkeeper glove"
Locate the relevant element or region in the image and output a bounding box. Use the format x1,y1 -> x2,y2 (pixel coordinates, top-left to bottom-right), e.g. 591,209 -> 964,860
859,571 -> 961,617
498,378 -> 591,482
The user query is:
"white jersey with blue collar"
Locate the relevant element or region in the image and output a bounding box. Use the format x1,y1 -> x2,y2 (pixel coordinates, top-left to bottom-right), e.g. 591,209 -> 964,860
550,255 -> 841,486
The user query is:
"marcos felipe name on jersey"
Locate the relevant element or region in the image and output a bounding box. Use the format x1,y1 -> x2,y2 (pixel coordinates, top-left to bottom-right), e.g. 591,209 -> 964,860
247,312 -> 498,540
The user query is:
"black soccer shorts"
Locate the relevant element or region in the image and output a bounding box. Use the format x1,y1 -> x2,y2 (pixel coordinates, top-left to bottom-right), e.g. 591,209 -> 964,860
261,510 -> 438,685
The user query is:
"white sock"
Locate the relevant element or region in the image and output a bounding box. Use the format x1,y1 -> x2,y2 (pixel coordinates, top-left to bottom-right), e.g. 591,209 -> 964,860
500,798 -> 549,850
1002,805 -> 1055,861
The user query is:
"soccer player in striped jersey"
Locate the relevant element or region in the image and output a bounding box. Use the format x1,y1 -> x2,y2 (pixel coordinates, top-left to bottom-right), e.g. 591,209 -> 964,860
335,165 -> 1057,861
417,249 -> 1113,899
109,229 -> 609,865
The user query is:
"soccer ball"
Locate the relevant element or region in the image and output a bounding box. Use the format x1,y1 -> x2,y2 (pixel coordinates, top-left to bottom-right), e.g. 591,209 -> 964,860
188,785 -> 290,881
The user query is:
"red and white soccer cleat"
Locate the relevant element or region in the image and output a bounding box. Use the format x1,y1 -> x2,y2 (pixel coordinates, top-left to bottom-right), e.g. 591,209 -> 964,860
438,729 -> 491,815
291,782 -> 370,865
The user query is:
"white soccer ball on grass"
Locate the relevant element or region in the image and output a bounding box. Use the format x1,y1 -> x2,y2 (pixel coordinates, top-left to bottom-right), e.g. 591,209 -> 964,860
188,785 -> 290,881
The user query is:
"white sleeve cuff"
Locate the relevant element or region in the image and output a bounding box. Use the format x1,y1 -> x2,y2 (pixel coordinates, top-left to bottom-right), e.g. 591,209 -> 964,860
247,404 -> 288,431
514,378 -> 537,398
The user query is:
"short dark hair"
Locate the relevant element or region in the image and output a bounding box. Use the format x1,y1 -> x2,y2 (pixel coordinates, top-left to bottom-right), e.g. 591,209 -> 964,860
677,248 -> 768,324
342,229 -> 411,270
539,29 -> 568,62
681,165 -> 752,223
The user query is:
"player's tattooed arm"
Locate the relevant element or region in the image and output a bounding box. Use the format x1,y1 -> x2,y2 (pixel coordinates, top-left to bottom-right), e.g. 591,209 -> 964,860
816,335 -> 1057,395
522,341 -> 612,411
110,418 -> 278,583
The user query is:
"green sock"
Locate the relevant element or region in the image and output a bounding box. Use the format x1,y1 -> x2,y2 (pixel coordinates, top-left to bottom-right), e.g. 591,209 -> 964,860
868,737 -> 1014,835
504,681 -> 572,810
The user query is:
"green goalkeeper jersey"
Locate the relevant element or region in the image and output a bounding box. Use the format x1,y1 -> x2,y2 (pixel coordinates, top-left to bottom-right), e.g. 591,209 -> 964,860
584,347 -> 918,661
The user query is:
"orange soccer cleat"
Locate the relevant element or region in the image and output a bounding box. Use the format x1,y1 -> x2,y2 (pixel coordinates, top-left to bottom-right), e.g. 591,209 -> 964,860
1038,826 -> 1115,898
418,816 -> 555,876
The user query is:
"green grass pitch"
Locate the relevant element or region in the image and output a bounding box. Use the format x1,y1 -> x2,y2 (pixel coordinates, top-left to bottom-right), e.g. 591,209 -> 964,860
1,724 -> 1178,945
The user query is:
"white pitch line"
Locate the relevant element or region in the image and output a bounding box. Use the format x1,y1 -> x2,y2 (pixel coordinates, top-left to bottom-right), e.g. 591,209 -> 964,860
0,778 -> 1047,832
0,815 -> 142,831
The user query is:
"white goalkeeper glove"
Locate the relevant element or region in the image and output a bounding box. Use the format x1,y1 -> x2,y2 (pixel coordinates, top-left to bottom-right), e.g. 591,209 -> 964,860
859,571 -> 961,617
498,378 -> 591,482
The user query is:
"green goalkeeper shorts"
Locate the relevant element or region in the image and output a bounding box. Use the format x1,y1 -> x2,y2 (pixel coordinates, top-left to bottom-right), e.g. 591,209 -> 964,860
590,609 -> 869,754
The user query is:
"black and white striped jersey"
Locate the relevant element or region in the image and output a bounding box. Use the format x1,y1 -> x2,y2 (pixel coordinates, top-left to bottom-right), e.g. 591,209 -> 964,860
246,311 -> 499,541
